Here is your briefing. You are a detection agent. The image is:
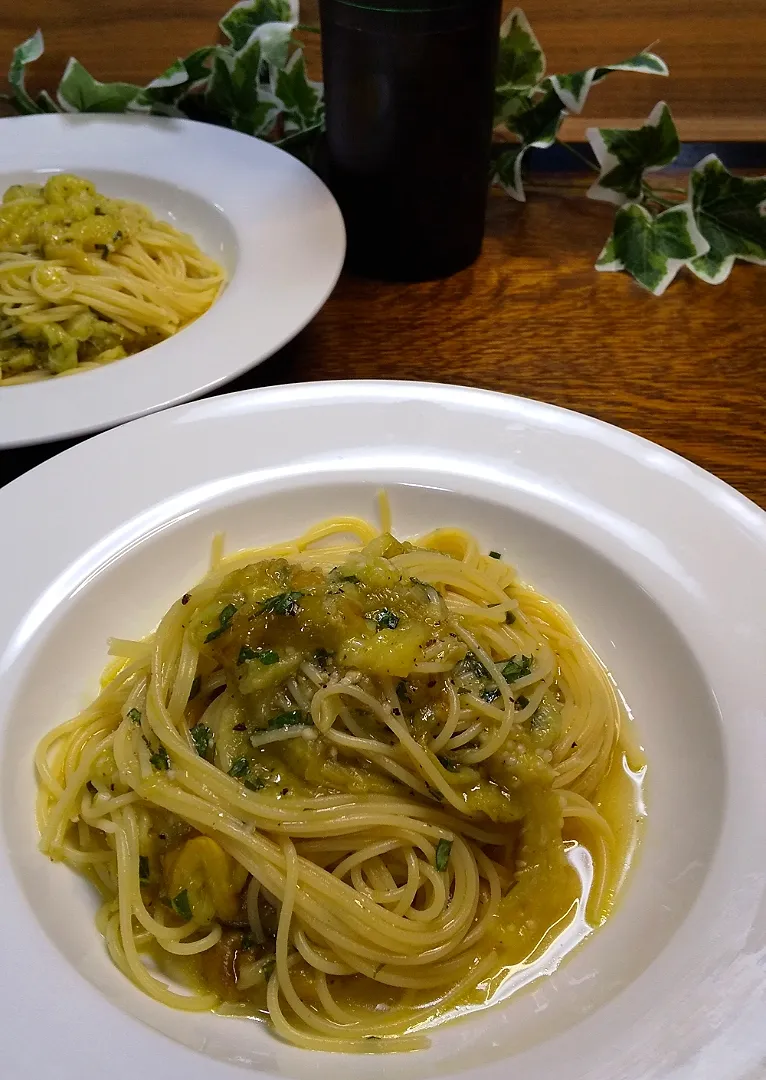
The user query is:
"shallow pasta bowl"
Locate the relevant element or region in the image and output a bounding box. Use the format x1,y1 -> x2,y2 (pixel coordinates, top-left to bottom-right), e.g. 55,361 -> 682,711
0,380 -> 765,1079
0,113 -> 345,447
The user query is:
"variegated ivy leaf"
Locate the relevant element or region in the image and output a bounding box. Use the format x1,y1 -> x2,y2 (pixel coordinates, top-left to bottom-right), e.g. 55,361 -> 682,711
586,102 -> 680,205
596,202 -> 709,295
495,88 -> 568,202
686,154 -> 766,284
220,0 -> 297,51
129,53 -> 209,116
492,145 -> 526,202
496,8 -> 545,91
275,51 -> 323,132
205,36 -> 281,136
4,30 -> 57,115
57,58 -> 143,113
512,87 -> 566,148
550,51 -> 668,115
495,9 -> 545,125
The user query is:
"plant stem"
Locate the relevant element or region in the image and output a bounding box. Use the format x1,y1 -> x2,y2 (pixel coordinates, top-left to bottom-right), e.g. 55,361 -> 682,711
557,140 -> 599,173
642,183 -> 684,208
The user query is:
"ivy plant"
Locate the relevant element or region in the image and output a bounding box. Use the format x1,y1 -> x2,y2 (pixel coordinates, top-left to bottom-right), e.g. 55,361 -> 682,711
3,2 -> 765,294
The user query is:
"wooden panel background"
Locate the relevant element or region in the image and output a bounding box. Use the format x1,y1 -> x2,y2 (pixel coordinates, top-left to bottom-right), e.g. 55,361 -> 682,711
0,0 -> 764,139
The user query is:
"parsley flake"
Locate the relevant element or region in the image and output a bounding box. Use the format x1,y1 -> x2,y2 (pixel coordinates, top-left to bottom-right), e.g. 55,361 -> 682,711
190,723 -> 213,757
258,591 -> 304,617
435,838 -> 453,871
501,655 -> 533,682
228,757 -> 249,778
171,889 -> 192,921
127,707 -> 142,724
374,609 -> 399,630
204,602 -> 238,643
268,710 -> 307,729
149,746 -> 170,771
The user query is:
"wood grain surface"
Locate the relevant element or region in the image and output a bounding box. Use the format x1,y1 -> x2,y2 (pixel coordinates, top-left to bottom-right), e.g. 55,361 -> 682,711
1,1 -> 766,139
3,180 -> 764,510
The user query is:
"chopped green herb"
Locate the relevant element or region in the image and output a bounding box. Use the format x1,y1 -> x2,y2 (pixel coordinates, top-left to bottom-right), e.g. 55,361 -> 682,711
240,932 -> 255,950
438,755 -> 459,772
149,746 -> 170,770
244,775 -> 265,792
127,707 -> 142,724
171,888 -> 192,921
262,956 -> 276,981
258,591 -> 304,617
138,855 -> 150,882
396,680 -> 411,702
268,710 -> 307,729
489,550 -> 502,559
313,647 -> 333,668
204,602 -> 238,643
435,838 -> 453,871
190,723 -> 213,757
501,654 -> 533,682
375,609 -> 400,630
237,645 -> 280,665
228,757 -> 248,778
461,653 -> 489,679
189,675 -> 201,699
482,687 -> 501,703
515,694 -> 530,710
505,611 -> 516,625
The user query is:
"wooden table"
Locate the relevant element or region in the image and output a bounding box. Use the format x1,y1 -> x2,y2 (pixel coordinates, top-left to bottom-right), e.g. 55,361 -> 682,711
3,176 -> 765,508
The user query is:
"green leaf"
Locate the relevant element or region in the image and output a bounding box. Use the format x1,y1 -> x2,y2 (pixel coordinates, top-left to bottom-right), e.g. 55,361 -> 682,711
220,0 -> 296,51
275,51 -> 323,132
686,154 -> 766,285
496,8 -> 546,92
205,38 -> 279,135
57,57 -> 142,113
549,51 -> 668,115
435,838 -> 453,872
131,49 -> 214,116
267,710 -> 307,729
171,889 -> 193,921
190,723 -> 214,757
586,102 -> 680,205
513,88 -> 566,148
204,601 -> 239,642
374,609 -> 400,631
501,655 -> 533,682
6,30 -> 50,115
258,590 -> 304,616
596,202 -> 709,295
149,745 -> 171,771
492,145 -> 527,202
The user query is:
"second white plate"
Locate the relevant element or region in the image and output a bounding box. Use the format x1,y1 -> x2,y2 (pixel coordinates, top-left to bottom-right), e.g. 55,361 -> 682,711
0,113 -> 345,447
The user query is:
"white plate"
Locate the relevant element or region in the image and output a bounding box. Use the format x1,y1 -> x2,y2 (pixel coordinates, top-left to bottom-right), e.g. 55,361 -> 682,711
1,380 -> 765,1080
0,114 -> 345,447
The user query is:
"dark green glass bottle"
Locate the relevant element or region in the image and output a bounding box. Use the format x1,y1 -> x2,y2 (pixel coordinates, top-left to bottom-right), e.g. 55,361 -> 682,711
319,0 -> 502,282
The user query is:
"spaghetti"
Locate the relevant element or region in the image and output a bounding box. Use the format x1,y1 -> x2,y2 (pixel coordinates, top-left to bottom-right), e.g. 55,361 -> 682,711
35,509 -> 645,1052
0,173 -> 225,385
